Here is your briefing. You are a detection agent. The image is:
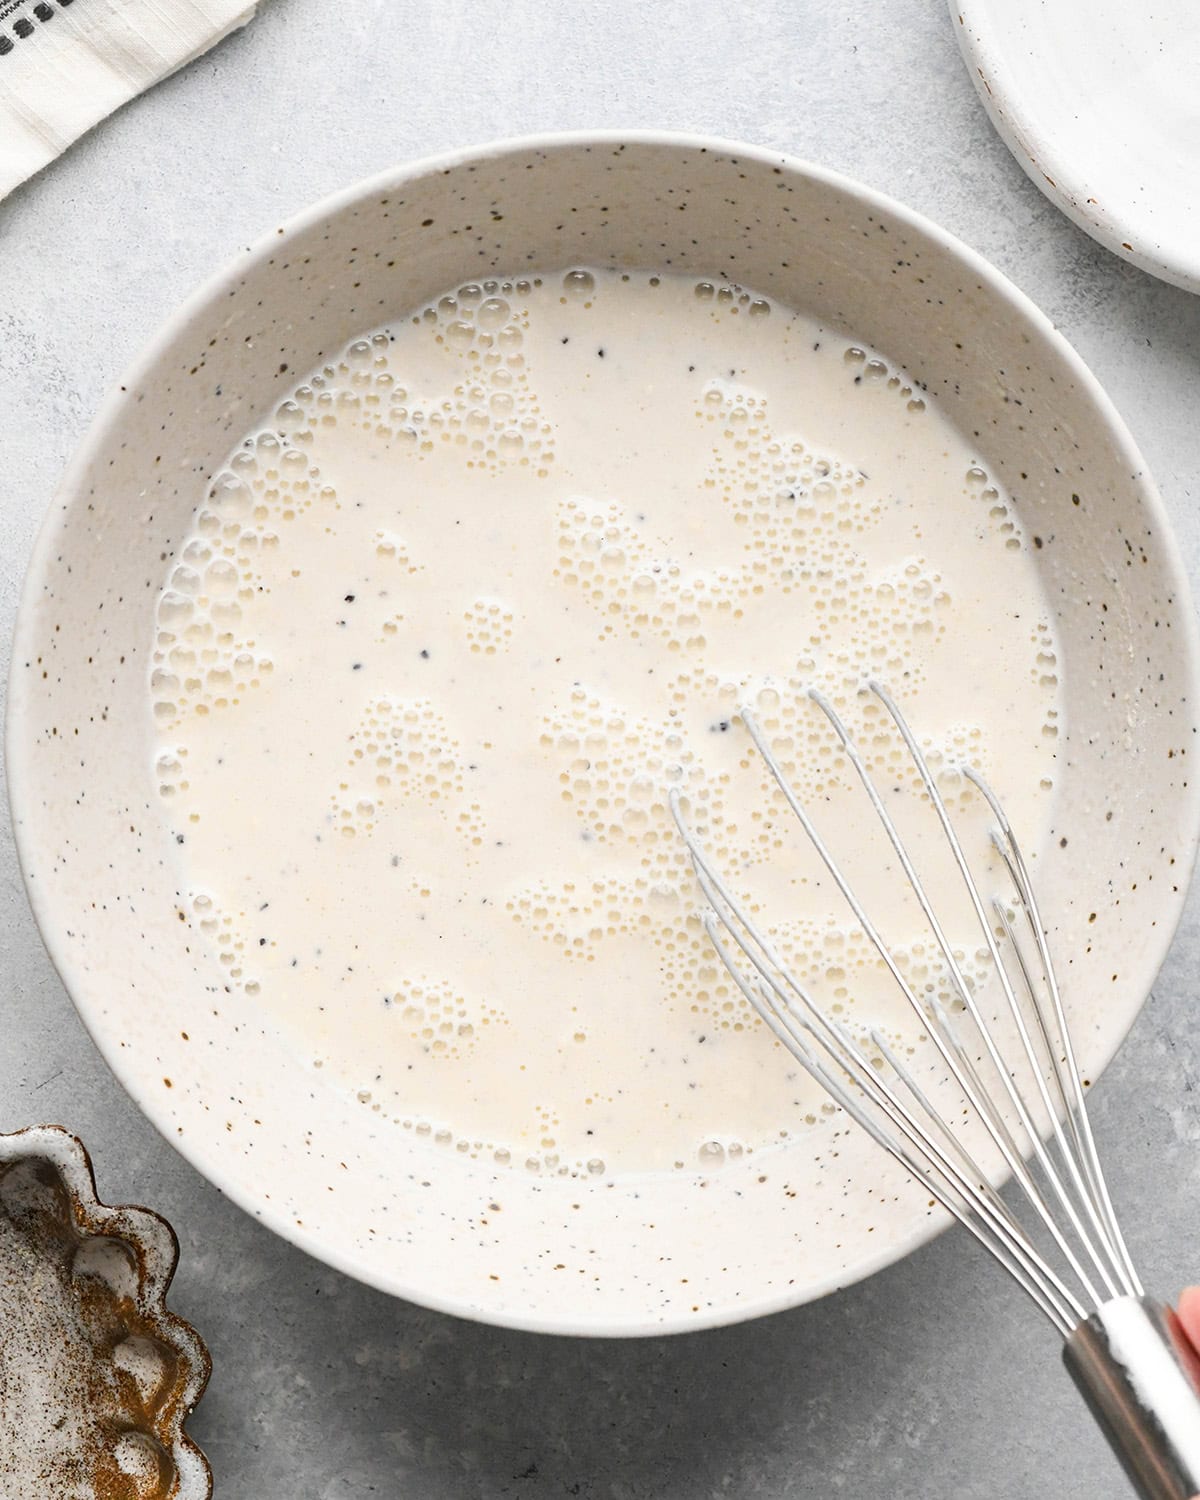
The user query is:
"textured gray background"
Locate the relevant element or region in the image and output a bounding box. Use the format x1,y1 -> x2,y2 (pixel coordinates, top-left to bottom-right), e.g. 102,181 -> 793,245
2,1 -> 1199,1496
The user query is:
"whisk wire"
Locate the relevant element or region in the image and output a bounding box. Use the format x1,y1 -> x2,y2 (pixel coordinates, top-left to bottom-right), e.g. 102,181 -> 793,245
738,697 -> 1112,1310
693,895 -> 1084,1334
816,685 -> 1126,1304
989,891 -> 1133,1292
671,786 -> 1087,1335
789,1017 -> 1081,1334
868,1026 -> 1025,1240
975,780 -> 1143,1297
674,686 -> 1200,1498
674,683 -> 1141,1338
869,685 -> 1136,1297
737,705 -> 1049,1202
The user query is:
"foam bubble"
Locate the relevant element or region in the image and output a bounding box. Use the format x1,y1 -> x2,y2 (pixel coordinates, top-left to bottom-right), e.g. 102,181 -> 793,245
562,269 -> 595,298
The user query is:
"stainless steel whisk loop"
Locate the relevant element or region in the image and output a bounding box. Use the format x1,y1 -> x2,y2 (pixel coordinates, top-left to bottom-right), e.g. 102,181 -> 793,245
669,681 -> 1200,1500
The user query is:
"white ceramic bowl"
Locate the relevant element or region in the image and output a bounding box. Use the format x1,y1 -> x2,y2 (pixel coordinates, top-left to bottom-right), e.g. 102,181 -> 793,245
9,133 -> 1200,1335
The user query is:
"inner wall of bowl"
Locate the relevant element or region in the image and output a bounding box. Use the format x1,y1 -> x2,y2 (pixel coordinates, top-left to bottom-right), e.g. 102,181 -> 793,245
11,138 -> 1196,1331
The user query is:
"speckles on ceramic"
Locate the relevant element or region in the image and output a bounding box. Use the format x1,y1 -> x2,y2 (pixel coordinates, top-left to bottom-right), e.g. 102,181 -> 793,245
951,0 -> 1200,294
6,134 -> 1200,1336
0,1127 -> 211,1499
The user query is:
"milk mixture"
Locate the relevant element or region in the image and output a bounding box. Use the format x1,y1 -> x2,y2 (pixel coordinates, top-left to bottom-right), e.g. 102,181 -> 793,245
149,270 -> 1063,1178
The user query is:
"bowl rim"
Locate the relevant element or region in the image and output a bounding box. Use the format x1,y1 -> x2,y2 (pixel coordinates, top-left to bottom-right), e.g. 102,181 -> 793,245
9,127 -> 1200,1337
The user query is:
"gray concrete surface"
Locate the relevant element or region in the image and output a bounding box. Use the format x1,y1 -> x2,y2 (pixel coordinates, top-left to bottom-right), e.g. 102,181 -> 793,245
2,1 -> 1199,1495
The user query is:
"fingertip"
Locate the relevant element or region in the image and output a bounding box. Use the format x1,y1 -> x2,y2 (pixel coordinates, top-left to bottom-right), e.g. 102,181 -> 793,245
1177,1285 -> 1200,1348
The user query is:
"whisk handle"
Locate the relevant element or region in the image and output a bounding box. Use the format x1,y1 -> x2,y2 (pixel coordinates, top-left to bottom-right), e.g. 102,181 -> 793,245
1065,1297 -> 1200,1500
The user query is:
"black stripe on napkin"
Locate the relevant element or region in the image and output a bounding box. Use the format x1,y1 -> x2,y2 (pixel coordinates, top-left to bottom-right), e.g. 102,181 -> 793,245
0,0 -> 80,56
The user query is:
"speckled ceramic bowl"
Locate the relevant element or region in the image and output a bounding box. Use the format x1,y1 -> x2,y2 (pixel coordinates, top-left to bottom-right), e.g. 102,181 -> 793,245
0,1127 -> 210,1498
9,133 -> 1200,1335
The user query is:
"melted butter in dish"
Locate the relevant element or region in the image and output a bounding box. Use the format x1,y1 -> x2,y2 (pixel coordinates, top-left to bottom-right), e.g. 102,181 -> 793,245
149,269 -> 1063,1178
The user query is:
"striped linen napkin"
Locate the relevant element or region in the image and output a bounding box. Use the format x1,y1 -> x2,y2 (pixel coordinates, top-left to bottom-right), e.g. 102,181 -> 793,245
0,0 -> 257,200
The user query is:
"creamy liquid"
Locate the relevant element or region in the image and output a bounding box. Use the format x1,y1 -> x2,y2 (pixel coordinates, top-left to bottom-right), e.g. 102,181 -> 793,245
149,269 -> 1063,1178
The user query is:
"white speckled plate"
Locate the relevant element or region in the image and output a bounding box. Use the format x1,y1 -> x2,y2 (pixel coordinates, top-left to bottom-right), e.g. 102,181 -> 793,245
951,0 -> 1200,291
8,133 -> 1200,1335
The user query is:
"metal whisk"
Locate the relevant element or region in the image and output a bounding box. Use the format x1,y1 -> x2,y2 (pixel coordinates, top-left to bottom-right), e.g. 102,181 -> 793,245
669,682 -> 1200,1500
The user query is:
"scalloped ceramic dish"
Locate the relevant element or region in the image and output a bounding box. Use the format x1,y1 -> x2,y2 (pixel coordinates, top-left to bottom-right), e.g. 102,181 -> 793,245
0,1127 -> 210,1499
8,133 -> 1200,1335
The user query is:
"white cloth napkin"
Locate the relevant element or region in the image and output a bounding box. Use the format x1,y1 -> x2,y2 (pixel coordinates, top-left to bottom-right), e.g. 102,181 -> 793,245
0,0 -> 257,201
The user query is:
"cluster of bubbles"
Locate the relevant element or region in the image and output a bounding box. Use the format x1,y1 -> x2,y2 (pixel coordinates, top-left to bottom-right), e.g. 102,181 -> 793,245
389,975 -> 502,1060
368,1099 -> 760,1176
331,696 -> 485,845
693,279 -> 772,318
379,1112 -> 612,1179
503,637 -> 1027,1063
570,268 -> 769,316
654,900 -> 990,1040
700,380 -> 872,536
556,493 -> 738,651
699,381 -> 949,647
514,362 -> 994,1043
537,688 -> 695,857
511,1100 -> 608,1176
843,344 -> 927,413
965,460 -> 1023,553
695,1139 -> 749,1167
373,529 -> 422,575
344,1080 -> 608,1178
510,674 -> 999,1037
962,461 -> 1060,752
152,276 -> 565,732
509,871 -> 682,964
150,442 -> 303,732
1040,706 -> 1060,756
182,890 -> 260,997
555,385 -> 950,667
463,595 -> 516,655
397,280 -> 557,474
154,745 -> 189,802
280,311 -> 557,477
